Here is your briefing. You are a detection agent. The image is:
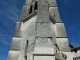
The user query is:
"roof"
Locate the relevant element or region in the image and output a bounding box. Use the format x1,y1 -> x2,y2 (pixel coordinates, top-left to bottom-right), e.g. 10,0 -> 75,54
69,44 -> 80,52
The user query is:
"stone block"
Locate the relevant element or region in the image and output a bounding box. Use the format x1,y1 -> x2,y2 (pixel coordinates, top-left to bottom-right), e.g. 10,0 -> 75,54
51,22 -> 56,43
47,0 -> 57,6
54,23 -> 67,37
36,23 -> 52,37
25,0 -> 33,5
13,30 -> 22,37
38,0 -> 47,6
34,56 -> 55,60
56,38 -> 71,52
20,5 -> 29,19
15,21 -> 21,30
37,6 -> 50,22
13,21 -> 22,37
10,37 -> 21,50
28,40 -> 35,52
49,7 -> 62,22
7,51 -> 19,60
21,15 -> 37,38
34,37 -> 54,54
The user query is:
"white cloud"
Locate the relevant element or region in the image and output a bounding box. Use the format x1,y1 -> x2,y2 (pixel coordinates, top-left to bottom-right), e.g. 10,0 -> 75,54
6,5 -> 20,22
0,33 -> 10,46
3,41 -> 9,45
0,0 -> 21,22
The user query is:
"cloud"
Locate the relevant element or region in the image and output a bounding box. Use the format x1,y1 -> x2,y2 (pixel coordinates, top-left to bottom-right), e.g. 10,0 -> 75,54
0,33 -> 10,46
0,0 -> 22,60
2,41 -> 9,46
6,4 -> 20,22
0,0 -> 22,34
0,56 -> 6,60
7,8 -> 20,22
0,0 -> 21,22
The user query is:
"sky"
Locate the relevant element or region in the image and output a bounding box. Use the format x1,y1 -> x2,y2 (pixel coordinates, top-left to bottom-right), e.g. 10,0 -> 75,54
0,0 -> 80,60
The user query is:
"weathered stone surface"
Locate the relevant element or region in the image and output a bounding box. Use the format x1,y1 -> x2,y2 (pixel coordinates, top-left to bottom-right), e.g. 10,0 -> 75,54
51,22 -> 56,43
54,23 -> 67,37
10,37 -> 21,50
13,21 -> 22,37
21,15 -> 37,38
19,16 -> 37,58
37,6 -> 50,22
36,23 -> 52,37
8,0 -> 79,60
47,0 -> 57,6
7,51 -> 19,60
25,0 -> 34,5
34,37 -> 54,54
13,30 -> 22,37
20,5 -> 29,19
56,38 -> 71,52
38,0 -> 47,6
49,7 -> 62,22
34,56 -> 55,60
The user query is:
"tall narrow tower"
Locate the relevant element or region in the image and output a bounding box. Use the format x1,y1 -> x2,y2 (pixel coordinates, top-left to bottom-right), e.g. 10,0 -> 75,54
7,0 -> 71,60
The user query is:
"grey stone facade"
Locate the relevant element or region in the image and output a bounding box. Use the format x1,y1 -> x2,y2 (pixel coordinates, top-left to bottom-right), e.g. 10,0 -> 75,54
7,0 -> 80,60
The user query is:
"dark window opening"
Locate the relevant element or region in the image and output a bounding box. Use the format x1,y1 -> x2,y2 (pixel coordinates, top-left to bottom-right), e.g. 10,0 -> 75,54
24,55 -> 27,60
29,5 -> 33,14
27,40 -> 29,46
34,1 -> 38,10
24,40 -> 29,60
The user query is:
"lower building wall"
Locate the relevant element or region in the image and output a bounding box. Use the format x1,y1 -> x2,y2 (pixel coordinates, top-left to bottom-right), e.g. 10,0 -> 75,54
34,56 -> 55,60
63,51 -> 80,60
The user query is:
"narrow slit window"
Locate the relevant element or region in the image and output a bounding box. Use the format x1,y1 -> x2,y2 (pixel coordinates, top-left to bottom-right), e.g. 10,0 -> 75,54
34,1 -> 38,10
29,5 -> 33,14
27,40 -> 29,46
24,40 -> 29,60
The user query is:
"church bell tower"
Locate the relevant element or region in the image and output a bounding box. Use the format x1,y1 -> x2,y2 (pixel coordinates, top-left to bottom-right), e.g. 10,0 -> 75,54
7,0 -> 71,60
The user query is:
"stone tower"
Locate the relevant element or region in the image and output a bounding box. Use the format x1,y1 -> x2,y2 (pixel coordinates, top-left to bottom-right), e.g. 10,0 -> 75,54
7,0 -> 72,60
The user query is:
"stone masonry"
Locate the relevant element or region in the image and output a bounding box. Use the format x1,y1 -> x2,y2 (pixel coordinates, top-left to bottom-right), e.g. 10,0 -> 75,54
7,0 -> 80,60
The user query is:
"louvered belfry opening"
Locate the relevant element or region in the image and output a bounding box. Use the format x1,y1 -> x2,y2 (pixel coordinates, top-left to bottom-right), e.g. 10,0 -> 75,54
34,1 -> 38,10
29,5 -> 33,14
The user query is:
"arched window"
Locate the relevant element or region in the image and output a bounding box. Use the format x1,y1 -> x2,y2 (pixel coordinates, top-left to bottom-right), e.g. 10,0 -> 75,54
29,5 -> 33,14
34,1 -> 38,10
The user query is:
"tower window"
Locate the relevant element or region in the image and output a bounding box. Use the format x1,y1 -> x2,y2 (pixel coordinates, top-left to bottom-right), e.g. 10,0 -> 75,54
29,5 -> 33,14
24,40 -> 29,60
27,40 -> 29,46
34,1 -> 38,10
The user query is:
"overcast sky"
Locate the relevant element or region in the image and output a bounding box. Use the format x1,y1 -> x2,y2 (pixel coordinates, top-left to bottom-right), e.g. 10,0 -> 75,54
0,0 -> 80,60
